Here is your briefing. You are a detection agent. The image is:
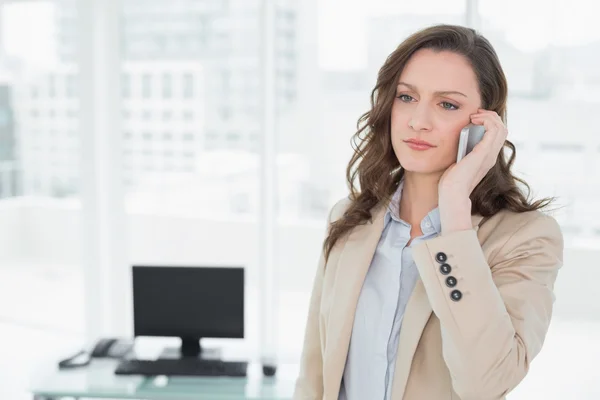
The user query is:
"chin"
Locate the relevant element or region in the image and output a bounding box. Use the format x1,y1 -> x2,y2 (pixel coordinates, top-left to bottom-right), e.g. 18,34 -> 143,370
398,153 -> 449,175
401,164 -> 441,175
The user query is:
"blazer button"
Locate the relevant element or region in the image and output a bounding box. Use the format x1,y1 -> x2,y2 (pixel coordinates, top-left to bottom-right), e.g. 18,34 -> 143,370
435,252 -> 448,263
445,276 -> 457,287
450,290 -> 462,302
439,264 -> 452,275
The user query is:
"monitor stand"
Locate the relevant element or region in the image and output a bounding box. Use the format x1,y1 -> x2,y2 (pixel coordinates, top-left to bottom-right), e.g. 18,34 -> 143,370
159,337 -> 222,360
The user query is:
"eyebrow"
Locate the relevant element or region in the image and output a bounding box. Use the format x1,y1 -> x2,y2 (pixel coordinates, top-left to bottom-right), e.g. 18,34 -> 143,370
397,81 -> 468,98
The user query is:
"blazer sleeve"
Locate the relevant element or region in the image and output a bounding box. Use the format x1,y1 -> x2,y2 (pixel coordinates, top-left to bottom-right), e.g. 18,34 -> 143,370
412,213 -> 564,400
293,203 -> 339,400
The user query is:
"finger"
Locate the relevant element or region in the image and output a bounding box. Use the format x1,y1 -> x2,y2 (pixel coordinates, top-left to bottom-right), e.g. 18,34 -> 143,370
472,127 -> 507,167
469,118 -> 505,155
471,116 -> 508,143
471,120 -> 506,150
471,111 -> 506,131
470,116 -> 502,137
476,108 -> 500,117
470,113 -> 504,126
472,110 -> 503,122
470,113 -> 502,124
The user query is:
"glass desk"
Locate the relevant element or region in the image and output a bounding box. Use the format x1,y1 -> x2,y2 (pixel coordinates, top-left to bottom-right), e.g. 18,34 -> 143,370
31,359 -> 296,400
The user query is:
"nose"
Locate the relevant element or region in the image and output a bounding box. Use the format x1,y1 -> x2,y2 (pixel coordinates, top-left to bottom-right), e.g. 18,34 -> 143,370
408,104 -> 433,131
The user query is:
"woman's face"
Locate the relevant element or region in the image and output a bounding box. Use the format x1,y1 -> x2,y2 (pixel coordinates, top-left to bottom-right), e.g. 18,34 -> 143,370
391,48 -> 483,177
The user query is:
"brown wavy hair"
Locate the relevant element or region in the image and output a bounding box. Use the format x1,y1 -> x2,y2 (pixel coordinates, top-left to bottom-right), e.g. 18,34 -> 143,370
323,24 -> 554,261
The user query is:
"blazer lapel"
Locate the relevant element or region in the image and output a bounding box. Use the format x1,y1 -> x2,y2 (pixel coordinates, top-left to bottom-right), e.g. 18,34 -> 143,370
471,214 -> 484,232
323,203 -> 387,398
390,212 -> 485,400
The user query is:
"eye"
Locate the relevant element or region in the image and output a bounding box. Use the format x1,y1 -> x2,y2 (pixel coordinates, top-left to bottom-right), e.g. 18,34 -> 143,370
397,94 -> 414,102
440,101 -> 459,110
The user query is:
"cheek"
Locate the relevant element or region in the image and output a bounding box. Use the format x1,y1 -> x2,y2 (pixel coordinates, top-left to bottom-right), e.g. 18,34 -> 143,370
440,129 -> 461,154
427,124 -> 463,165
445,128 -> 462,147
442,118 -> 469,142
390,104 -> 406,129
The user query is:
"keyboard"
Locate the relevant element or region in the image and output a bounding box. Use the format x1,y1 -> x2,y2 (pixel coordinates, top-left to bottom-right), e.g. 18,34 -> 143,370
114,358 -> 248,377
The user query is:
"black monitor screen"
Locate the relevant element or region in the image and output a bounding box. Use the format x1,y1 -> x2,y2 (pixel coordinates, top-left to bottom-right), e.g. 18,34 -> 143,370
132,266 -> 244,340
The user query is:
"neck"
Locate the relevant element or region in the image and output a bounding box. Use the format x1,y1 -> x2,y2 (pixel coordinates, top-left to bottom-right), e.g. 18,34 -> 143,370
398,171 -> 441,226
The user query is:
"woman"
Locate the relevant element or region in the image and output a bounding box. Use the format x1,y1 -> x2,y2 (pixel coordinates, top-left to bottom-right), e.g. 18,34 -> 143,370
293,24 -> 563,400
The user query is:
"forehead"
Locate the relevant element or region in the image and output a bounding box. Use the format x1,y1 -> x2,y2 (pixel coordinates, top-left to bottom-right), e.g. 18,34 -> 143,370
399,48 -> 480,97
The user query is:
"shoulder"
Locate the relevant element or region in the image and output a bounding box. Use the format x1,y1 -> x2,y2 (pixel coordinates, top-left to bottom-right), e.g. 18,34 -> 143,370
486,209 -> 562,238
483,209 -> 564,261
327,196 -> 353,223
327,195 -> 387,223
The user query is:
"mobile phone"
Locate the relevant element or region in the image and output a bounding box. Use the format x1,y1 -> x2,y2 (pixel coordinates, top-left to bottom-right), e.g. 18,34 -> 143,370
456,124 -> 485,162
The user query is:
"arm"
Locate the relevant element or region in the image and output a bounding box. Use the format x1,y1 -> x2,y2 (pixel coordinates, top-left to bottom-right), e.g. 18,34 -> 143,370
293,204 -> 339,400
412,214 -> 563,400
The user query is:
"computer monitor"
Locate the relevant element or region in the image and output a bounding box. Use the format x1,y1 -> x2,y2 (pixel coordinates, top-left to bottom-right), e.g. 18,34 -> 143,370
132,265 -> 244,358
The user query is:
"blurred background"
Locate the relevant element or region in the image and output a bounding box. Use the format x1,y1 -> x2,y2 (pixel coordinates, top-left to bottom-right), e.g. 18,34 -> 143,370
0,0 -> 599,398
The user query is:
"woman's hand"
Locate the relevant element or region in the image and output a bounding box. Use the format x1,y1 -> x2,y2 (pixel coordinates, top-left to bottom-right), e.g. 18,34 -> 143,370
438,109 -> 508,234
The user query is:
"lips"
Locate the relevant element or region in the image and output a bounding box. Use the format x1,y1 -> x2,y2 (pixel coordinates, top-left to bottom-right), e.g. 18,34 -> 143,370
403,138 -> 434,147
403,138 -> 435,151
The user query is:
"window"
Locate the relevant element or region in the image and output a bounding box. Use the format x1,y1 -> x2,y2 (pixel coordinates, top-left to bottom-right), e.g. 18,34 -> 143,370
141,73 -> 152,98
226,131 -> 240,142
48,75 -> 57,97
220,107 -> 231,120
182,73 -> 194,98
539,143 -> 584,152
0,3 -> 85,395
121,73 -> 131,98
66,74 -> 77,98
162,73 -> 172,98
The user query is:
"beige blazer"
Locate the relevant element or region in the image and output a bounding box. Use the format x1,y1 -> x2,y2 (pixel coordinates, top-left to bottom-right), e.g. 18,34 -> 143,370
293,197 -> 563,400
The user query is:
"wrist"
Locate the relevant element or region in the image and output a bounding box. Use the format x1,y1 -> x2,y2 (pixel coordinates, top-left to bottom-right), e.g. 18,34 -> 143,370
440,197 -> 472,235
